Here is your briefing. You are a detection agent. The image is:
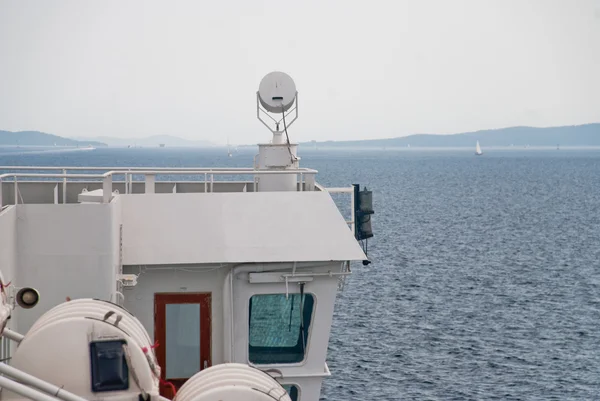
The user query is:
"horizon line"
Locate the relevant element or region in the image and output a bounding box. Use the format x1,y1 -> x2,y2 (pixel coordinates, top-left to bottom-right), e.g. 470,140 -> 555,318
1,121 -> 599,146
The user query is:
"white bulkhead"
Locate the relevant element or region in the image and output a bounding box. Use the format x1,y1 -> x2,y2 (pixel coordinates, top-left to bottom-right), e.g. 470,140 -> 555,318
0,71 -> 370,401
0,179 -> 366,401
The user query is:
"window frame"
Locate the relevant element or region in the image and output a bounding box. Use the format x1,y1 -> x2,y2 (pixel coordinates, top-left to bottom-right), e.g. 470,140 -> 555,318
246,291 -> 317,367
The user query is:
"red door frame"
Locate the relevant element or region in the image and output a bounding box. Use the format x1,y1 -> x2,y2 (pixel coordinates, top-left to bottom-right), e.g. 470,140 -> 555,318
154,293 -> 212,397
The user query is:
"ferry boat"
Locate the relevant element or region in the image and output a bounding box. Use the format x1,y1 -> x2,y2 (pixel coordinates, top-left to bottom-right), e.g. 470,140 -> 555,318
0,72 -> 374,401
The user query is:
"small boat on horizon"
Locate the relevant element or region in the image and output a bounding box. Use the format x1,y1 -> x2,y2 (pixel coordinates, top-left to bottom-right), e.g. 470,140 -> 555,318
475,140 -> 483,156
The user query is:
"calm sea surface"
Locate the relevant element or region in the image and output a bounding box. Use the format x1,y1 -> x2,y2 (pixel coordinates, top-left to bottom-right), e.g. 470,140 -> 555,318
1,147 -> 599,400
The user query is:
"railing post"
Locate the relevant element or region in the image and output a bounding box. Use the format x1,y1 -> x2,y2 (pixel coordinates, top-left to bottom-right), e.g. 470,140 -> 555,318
13,179 -> 18,205
145,174 -> 155,194
299,172 -> 303,192
204,173 -> 207,193
305,173 -> 315,191
62,168 -> 67,204
210,173 -> 214,193
0,178 -> 3,209
128,169 -> 132,194
102,176 -> 112,203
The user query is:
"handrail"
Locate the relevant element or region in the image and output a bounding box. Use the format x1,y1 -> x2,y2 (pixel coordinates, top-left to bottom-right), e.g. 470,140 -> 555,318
0,167 -> 354,235
0,169 -> 317,181
0,168 -> 319,208
322,185 -> 356,232
0,166 -> 254,171
325,187 -> 354,193
103,169 -> 316,177
0,173 -> 106,179
0,166 -> 318,173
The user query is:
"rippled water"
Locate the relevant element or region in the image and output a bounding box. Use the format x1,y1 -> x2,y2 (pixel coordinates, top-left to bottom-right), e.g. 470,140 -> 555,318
315,149 -> 600,401
2,147 -> 599,400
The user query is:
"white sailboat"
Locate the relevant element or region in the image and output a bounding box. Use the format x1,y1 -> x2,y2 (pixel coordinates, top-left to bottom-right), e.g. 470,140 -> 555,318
227,137 -> 233,157
475,140 -> 483,156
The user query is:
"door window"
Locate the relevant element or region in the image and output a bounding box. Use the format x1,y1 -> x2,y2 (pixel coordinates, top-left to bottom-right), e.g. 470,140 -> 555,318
155,293 -> 211,397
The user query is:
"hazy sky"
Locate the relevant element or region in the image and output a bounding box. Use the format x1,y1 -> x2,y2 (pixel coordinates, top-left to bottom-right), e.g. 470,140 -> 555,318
1,0 -> 599,145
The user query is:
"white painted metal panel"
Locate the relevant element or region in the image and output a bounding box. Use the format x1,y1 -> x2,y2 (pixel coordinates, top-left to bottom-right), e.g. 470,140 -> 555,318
0,206 -> 17,336
231,263 -> 341,401
15,203 -> 118,332
0,206 -> 16,285
122,265 -> 227,365
121,192 -> 366,265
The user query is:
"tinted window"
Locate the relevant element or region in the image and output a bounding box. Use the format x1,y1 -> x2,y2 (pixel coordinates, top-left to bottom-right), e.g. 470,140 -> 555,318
248,293 -> 314,364
282,384 -> 299,401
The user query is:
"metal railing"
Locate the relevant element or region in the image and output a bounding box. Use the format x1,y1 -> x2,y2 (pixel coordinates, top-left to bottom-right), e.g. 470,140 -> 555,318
0,167 -> 356,233
320,185 -> 356,233
0,167 -> 319,208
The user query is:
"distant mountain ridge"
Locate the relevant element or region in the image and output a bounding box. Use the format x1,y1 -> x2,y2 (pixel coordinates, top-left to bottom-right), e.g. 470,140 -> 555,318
304,124 -> 600,148
0,130 -> 217,147
0,130 -> 106,147
74,135 -> 215,148
3,124 -> 599,148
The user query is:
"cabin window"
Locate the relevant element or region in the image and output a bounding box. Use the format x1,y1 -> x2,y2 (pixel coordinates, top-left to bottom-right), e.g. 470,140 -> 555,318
248,293 -> 315,364
282,384 -> 300,401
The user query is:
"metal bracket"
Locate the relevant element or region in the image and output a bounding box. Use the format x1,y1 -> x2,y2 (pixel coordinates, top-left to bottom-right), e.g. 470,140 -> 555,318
117,274 -> 138,287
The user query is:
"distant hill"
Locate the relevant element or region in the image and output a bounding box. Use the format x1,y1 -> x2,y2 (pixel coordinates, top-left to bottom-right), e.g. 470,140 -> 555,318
75,135 -> 215,148
0,130 -> 106,147
304,124 -> 600,148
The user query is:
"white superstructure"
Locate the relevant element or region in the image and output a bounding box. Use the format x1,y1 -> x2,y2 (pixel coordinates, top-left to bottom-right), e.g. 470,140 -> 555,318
0,72 -> 372,401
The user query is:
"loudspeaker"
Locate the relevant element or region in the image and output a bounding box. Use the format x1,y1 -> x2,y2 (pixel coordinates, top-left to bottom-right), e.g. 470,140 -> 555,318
16,288 -> 40,309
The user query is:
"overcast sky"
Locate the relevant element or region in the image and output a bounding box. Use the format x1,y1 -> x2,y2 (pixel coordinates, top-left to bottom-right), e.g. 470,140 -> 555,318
1,0 -> 599,145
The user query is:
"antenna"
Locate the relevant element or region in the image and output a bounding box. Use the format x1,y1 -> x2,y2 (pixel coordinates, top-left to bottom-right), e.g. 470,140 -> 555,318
256,71 -> 298,140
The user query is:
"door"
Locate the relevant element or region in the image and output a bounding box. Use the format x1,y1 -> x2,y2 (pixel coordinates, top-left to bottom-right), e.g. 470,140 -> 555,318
154,293 -> 212,397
